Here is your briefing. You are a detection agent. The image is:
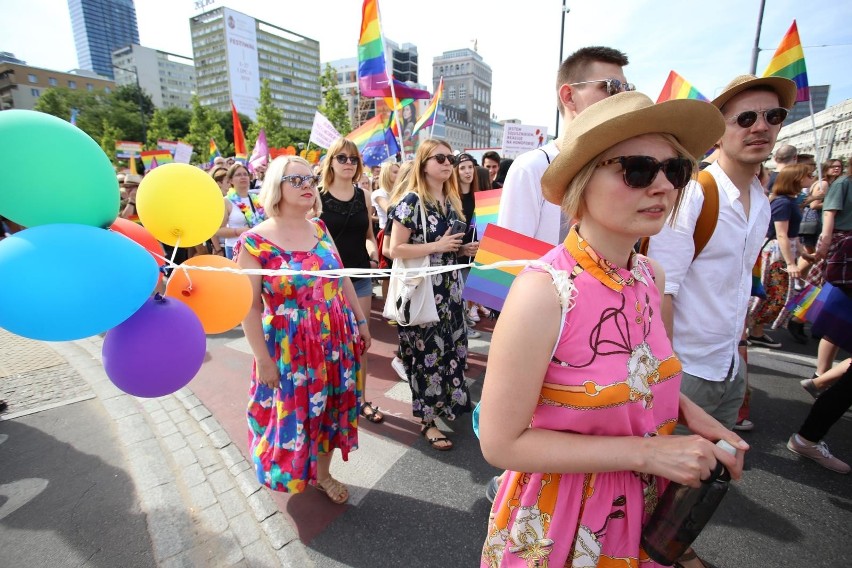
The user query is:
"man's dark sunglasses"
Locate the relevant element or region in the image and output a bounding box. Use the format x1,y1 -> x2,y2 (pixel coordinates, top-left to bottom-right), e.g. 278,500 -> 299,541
727,107 -> 788,129
596,155 -> 694,190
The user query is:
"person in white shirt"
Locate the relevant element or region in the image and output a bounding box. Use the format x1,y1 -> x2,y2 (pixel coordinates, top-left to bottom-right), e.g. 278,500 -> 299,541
648,75 -> 797,432
496,46 -> 631,244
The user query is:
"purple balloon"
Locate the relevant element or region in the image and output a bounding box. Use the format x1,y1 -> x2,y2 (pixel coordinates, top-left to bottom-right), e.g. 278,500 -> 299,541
103,295 -> 207,398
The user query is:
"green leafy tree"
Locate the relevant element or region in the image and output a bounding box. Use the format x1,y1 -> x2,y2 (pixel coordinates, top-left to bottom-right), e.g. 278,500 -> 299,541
247,78 -> 284,148
160,106 -> 192,140
185,94 -> 215,162
99,119 -> 122,165
318,63 -> 351,135
146,109 -> 174,149
112,84 -> 155,120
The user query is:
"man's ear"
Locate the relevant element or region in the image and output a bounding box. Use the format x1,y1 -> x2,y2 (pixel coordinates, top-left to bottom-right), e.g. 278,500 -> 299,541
558,83 -> 577,116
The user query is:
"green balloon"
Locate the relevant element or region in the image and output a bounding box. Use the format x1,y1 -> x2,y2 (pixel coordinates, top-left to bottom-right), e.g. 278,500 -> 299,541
0,110 -> 120,228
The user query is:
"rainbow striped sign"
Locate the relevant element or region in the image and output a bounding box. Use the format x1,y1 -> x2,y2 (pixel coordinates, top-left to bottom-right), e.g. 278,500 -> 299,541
473,189 -> 501,240
462,224 -> 552,312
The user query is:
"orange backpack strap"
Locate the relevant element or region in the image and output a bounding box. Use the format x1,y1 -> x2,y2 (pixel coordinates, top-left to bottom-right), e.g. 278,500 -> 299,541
637,169 -> 719,259
692,170 -> 719,260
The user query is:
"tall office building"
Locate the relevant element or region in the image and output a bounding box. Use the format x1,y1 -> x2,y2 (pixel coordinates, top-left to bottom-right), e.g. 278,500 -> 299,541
432,48 -> 492,148
189,7 -> 321,129
112,45 -> 196,110
786,85 -> 830,124
68,0 -> 140,79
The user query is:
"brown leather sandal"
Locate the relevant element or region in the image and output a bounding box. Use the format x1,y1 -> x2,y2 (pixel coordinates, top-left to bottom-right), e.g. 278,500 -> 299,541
315,477 -> 349,505
420,421 -> 453,451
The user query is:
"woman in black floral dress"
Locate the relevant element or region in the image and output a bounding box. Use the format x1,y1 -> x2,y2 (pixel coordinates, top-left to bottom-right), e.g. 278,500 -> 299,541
388,140 -> 478,450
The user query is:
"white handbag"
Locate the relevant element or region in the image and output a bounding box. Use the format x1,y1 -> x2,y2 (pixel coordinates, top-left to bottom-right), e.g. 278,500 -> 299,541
383,197 -> 440,327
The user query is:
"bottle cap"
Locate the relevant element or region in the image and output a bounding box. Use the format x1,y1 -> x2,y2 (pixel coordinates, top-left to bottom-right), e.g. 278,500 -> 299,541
716,439 -> 737,456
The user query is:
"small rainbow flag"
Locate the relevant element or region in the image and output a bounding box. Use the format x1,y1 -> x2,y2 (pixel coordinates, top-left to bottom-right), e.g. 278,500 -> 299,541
656,70 -> 708,103
462,224 -> 552,312
231,100 -> 247,163
473,189 -> 502,240
763,20 -> 809,102
140,150 -> 173,171
209,138 -> 221,165
358,0 -> 430,100
346,113 -> 400,167
411,77 -> 443,137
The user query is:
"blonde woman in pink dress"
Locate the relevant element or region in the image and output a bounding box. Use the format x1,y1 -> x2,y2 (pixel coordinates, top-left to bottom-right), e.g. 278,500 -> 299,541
478,93 -> 749,568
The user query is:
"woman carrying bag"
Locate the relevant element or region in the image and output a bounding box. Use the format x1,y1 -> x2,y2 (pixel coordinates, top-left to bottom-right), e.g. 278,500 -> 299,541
387,140 -> 479,451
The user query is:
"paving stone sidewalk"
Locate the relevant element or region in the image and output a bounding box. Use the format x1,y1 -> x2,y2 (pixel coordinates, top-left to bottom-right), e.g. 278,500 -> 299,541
1,331 -> 313,568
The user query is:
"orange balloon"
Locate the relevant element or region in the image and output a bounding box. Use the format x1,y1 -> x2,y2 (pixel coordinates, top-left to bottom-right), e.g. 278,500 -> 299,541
165,254 -> 252,334
110,217 -> 166,266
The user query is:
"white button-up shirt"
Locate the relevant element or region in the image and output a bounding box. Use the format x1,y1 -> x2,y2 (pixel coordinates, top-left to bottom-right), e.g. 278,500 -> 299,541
648,162 -> 770,382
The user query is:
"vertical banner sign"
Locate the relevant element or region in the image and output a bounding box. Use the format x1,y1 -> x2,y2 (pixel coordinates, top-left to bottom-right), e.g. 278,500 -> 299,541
223,7 -> 260,120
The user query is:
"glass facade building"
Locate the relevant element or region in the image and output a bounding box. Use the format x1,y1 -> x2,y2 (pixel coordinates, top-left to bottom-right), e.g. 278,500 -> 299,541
68,0 -> 140,79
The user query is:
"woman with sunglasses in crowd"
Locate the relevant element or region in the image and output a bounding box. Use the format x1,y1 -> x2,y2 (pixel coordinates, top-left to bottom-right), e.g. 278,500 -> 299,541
235,155 -> 369,505
478,93 -> 747,567
216,162 -> 266,260
319,138 -> 382,424
388,141 -> 478,450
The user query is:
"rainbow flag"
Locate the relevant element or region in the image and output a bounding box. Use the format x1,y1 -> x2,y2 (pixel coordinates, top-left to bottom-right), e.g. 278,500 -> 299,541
231,101 -> 247,163
763,20 -> 809,102
358,0 -> 430,100
346,113 -> 400,167
656,70 -> 708,103
411,77 -> 443,137
140,150 -> 172,171
462,224 -> 552,312
208,138 -> 221,165
473,189 -> 502,240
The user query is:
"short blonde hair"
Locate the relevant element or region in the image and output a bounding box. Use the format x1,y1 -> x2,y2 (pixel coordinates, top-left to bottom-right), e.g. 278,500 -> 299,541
259,155 -> 313,216
562,133 -> 695,225
379,161 -> 400,192
320,138 -> 363,190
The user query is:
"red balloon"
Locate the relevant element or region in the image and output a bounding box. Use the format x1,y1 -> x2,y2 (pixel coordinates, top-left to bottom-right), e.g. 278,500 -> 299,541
110,217 -> 166,266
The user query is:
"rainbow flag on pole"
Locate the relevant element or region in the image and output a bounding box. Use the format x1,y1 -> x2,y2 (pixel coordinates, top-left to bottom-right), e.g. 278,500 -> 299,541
462,224 -> 552,312
473,189 -> 502,239
411,77 -> 443,137
358,0 -> 430,100
208,138 -> 221,165
656,71 -> 708,103
346,113 -> 400,167
230,101 -> 247,163
763,20 -> 809,102
140,149 -> 173,171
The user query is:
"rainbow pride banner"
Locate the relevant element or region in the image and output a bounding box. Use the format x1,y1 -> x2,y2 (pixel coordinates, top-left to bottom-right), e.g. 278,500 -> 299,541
140,150 -> 173,171
763,20 -> 810,103
656,70 -> 708,103
473,189 -> 501,239
462,224 -> 552,312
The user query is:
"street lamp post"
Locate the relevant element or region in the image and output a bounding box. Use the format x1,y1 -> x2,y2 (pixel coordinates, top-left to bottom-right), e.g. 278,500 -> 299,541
555,1 -> 570,139
112,64 -> 147,143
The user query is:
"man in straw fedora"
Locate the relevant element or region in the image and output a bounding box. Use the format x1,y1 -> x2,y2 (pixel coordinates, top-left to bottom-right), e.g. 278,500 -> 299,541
479,91 -> 750,568
647,75 -> 796,441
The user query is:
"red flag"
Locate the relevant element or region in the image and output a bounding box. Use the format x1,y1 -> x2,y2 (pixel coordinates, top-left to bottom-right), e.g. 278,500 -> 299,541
231,101 -> 247,163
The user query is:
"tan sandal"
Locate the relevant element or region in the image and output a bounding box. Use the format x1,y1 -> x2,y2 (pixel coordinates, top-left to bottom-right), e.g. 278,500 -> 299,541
315,477 -> 349,505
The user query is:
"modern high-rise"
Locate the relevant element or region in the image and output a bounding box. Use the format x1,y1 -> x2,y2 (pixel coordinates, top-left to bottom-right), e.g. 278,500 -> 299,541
68,0 -> 140,79
786,85 -> 830,124
112,44 -> 196,110
432,48 -> 492,148
189,6 -> 321,129
326,39 -> 422,128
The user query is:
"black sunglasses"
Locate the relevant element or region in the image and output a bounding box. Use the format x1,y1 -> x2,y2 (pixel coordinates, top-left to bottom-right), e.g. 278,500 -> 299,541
281,174 -> 320,189
596,155 -> 694,190
426,153 -> 456,165
569,78 -> 636,97
334,154 -> 360,165
727,107 -> 787,129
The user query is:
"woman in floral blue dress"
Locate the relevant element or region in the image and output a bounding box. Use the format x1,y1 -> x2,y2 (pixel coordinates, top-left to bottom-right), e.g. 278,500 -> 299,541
388,140 -> 479,450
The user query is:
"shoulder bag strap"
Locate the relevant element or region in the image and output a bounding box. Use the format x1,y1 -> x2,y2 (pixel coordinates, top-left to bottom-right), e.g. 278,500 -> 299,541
692,170 -> 719,260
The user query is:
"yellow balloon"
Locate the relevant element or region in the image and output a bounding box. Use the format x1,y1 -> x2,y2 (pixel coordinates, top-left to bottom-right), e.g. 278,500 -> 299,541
136,164 -> 225,247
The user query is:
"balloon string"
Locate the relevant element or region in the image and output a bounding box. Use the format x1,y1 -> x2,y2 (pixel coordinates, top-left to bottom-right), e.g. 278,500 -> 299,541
169,235 -> 181,266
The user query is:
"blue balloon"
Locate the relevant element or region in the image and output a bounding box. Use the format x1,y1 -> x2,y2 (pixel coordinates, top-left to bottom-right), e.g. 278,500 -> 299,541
0,224 -> 159,341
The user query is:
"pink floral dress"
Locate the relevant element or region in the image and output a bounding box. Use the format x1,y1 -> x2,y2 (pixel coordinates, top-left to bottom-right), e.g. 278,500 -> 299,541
481,227 -> 682,567
236,220 -> 361,493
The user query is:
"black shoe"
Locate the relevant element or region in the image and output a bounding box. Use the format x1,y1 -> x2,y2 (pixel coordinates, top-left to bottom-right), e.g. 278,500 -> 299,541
747,333 -> 782,348
0,400 -> 7,413
787,321 -> 808,344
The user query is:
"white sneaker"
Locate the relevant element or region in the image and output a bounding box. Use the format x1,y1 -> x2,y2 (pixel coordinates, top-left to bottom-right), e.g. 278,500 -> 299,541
468,306 -> 480,322
467,327 -> 481,339
391,357 -> 407,381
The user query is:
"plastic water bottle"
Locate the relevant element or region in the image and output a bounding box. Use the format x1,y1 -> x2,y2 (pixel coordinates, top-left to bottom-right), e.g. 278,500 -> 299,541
641,440 -> 737,565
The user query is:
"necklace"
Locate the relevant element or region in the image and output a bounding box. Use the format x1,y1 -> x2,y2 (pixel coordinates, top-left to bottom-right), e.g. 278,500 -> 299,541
226,189 -> 265,227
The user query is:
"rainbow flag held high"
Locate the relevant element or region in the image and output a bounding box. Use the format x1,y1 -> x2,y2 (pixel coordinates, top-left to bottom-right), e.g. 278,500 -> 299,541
473,189 -> 502,240
656,70 -> 709,103
209,138 -> 221,165
231,101 -> 247,163
411,77 -> 443,137
462,224 -> 552,312
763,20 -> 809,102
140,150 -> 172,171
358,0 -> 430,100
346,113 -> 400,167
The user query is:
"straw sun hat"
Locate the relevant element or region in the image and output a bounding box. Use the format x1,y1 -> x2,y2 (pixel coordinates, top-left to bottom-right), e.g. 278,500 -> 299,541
711,74 -> 797,111
541,91 -> 725,205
